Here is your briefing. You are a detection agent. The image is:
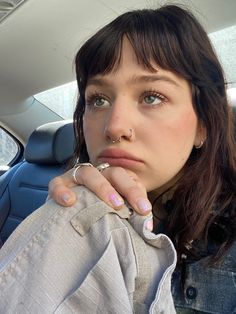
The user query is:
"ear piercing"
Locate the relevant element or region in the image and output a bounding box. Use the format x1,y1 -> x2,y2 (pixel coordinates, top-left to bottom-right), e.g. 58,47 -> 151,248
195,140 -> 204,149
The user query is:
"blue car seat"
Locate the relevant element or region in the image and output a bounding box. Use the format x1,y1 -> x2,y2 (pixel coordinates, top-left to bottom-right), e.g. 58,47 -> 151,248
0,120 -> 75,244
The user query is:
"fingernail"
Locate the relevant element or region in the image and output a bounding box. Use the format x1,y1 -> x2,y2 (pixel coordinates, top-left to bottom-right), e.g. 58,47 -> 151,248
109,193 -> 124,208
61,193 -> 71,203
145,219 -> 153,231
137,198 -> 152,213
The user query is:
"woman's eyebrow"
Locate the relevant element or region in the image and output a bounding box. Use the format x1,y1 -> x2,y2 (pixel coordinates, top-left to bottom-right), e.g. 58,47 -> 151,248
86,74 -> 180,88
131,74 -> 180,87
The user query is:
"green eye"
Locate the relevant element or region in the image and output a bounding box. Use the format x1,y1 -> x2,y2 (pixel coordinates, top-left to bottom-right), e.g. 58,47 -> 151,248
94,97 -> 110,107
95,98 -> 104,106
144,95 -> 162,105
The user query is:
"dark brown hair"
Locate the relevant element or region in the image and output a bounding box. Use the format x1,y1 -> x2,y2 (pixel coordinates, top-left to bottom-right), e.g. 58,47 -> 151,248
72,5 -> 236,262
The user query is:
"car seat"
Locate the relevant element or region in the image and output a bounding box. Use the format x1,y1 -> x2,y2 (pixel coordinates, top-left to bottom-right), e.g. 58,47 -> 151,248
0,120 -> 75,245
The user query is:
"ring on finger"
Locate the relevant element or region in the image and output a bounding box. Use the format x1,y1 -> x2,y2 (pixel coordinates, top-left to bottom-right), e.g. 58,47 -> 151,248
96,162 -> 110,173
72,162 -> 93,184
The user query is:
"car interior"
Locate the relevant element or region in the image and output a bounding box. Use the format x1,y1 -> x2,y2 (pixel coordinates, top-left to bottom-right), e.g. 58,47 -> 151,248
0,120 -> 75,245
0,0 -> 236,245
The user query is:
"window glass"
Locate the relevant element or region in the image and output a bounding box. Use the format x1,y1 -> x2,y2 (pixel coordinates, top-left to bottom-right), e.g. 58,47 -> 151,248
0,127 -> 19,166
34,81 -> 77,119
209,25 -> 236,87
227,87 -> 236,106
209,25 -> 236,106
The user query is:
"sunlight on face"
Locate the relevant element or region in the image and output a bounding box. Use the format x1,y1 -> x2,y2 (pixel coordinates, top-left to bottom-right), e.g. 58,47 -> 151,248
83,38 -> 200,191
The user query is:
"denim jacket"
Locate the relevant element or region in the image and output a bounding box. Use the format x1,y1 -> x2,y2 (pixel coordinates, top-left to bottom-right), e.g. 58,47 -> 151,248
171,240 -> 236,313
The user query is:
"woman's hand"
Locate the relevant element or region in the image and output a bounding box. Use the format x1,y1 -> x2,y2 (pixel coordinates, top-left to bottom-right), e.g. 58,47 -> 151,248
48,166 -> 152,216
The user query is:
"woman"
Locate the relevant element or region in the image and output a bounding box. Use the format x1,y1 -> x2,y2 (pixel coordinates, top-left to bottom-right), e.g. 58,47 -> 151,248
49,4 -> 236,314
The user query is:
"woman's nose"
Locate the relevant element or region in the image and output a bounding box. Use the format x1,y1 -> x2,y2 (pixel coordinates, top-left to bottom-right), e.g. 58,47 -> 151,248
104,102 -> 135,143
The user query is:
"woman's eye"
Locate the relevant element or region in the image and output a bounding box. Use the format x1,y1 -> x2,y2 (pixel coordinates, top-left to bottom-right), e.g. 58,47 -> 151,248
94,97 -> 110,107
143,94 -> 163,105
86,94 -> 110,108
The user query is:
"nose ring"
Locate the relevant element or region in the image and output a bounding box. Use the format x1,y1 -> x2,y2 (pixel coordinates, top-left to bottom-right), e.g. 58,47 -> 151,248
128,129 -> 133,139
111,137 -> 121,144
110,129 -> 133,143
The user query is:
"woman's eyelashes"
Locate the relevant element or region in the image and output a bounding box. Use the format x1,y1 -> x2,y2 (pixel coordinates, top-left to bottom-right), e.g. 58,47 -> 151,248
85,90 -> 168,109
85,92 -> 110,108
140,91 -> 167,107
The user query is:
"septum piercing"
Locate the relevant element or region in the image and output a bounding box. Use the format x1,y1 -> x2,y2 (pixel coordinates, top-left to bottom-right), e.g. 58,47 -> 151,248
111,137 -> 121,144
111,129 -> 133,143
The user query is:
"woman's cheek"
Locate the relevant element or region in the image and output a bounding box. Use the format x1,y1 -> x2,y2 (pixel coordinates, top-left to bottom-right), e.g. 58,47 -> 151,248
83,116 -> 95,140
170,110 -> 198,146
83,120 -> 93,150
83,120 -> 101,163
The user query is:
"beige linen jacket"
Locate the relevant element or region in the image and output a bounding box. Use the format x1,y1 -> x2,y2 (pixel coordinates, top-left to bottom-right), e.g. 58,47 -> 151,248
0,187 -> 176,313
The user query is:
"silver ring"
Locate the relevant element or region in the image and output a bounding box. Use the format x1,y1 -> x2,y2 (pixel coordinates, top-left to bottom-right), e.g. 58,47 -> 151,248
96,162 -> 110,172
72,162 -> 93,184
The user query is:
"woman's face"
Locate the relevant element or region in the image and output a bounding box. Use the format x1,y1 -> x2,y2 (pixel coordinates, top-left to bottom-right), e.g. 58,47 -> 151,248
83,38 -> 202,191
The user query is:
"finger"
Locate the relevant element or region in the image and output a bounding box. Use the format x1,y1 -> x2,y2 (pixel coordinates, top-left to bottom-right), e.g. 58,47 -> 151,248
73,166 -> 125,209
48,171 -> 77,207
102,167 -> 152,215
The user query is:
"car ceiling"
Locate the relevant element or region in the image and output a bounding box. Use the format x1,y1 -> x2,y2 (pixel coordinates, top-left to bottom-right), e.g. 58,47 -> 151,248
0,0 -> 236,116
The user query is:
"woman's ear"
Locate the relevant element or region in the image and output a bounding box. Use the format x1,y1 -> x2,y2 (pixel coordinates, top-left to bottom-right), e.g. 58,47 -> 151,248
194,122 -> 206,149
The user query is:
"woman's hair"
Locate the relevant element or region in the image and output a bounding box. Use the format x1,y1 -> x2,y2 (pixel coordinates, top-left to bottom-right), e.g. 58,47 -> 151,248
72,5 -> 236,262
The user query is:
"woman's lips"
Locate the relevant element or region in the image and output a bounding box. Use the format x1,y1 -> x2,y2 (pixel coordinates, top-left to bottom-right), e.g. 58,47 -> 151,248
98,157 -> 141,168
98,149 -> 143,168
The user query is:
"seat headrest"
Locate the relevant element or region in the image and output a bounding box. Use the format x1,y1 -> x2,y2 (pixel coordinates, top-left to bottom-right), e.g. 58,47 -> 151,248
24,120 -> 75,165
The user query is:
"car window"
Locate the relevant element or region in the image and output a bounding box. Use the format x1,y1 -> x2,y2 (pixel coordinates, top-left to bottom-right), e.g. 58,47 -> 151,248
34,81 -> 77,119
0,127 -> 20,167
209,25 -> 236,88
